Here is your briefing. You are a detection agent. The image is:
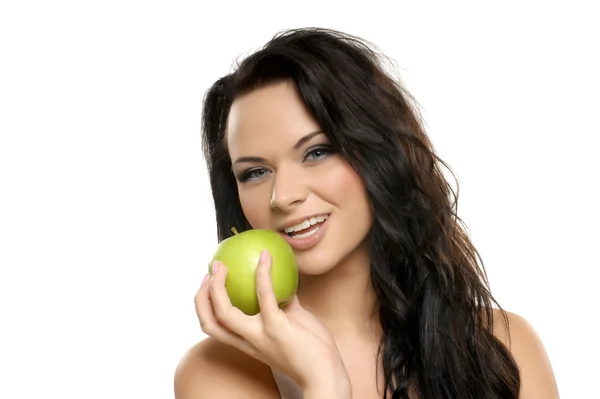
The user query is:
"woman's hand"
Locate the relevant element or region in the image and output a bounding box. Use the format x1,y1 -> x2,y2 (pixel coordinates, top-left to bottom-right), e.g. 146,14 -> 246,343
194,249 -> 351,394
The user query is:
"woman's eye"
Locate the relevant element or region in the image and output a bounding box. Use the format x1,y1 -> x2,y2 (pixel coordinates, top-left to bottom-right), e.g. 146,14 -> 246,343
304,147 -> 331,162
240,168 -> 269,182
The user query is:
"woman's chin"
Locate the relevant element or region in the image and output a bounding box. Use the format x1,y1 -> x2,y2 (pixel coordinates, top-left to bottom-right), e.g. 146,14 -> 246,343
295,256 -> 338,277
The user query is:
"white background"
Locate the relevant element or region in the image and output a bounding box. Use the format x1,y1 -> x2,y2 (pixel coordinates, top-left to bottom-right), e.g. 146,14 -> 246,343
1,1 -> 598,398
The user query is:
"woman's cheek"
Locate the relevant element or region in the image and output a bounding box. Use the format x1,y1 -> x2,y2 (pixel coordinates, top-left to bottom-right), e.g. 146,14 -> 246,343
239,189 -> 271,229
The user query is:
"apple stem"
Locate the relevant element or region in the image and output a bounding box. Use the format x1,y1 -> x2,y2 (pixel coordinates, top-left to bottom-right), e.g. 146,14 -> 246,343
231,227 -> 239,235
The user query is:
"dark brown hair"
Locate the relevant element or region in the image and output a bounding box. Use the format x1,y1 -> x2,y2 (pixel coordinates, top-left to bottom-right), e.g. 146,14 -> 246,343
201,27 -> 520,398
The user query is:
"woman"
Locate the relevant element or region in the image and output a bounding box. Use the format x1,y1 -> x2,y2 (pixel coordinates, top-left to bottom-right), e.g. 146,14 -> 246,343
175,28 -> 559,398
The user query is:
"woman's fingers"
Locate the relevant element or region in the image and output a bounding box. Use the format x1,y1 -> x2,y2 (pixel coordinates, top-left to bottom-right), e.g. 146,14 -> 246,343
195,255 -> 291,363
209,261 -> 260,340
195,273 -> 227,337
194,273 -> 213,331
194,270 -> 262,359
255,250 -> 282,322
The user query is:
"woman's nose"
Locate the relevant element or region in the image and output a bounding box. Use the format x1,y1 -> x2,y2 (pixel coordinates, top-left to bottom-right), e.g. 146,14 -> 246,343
269,168 -> 307,211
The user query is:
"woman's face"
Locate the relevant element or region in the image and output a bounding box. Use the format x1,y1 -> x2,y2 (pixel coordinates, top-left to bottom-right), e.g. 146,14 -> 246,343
226,81 -> 372,275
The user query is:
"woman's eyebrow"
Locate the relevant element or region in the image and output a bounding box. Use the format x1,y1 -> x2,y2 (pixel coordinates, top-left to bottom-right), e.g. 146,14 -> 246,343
292,130 -> 324,150
232,130 -> 325,167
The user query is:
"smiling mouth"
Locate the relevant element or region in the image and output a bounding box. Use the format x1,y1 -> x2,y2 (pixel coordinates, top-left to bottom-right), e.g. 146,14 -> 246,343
284,222 -> 324,239
281,214 -> 330,238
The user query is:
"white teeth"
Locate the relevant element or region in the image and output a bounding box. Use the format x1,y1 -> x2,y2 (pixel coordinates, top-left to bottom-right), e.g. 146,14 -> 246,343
299,220 -> 310,230
292,226 -> 320,239
283,214 -> 328,233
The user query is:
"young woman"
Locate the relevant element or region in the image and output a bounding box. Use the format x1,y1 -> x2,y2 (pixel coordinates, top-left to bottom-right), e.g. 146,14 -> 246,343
174,28 -> 559,398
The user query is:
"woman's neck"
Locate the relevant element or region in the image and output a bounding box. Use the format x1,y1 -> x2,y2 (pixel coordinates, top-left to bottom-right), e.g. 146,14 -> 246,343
296,241 -> 380,340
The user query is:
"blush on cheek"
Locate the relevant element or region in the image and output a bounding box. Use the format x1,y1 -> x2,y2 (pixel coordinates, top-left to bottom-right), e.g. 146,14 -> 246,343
323,160 -> 365,196
239,195 -> 270,230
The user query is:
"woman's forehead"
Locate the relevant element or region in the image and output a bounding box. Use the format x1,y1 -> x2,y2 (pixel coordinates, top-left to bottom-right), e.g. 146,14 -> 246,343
226,83 -> 321,156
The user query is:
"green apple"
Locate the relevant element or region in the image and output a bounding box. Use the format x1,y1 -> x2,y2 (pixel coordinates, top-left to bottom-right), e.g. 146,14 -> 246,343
208,227 -> 299,316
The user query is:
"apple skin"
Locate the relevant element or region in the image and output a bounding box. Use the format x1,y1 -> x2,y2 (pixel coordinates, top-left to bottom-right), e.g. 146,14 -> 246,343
208,229 -> 299,316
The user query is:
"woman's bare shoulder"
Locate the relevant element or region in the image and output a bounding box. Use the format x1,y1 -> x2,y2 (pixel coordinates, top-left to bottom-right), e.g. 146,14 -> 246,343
174,337 -> 279,399
491,308 -> 560,399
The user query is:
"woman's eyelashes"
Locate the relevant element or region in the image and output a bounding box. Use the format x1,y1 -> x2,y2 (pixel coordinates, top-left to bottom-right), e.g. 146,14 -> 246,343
238,167 -> 269,182
236,144 -> 334,183
303,145 -> 332,162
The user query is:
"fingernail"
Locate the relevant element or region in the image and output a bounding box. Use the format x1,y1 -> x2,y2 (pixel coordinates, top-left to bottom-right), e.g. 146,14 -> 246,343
259,249 -> 270,263
201,273 -> 210,287
211,261 -> 220,275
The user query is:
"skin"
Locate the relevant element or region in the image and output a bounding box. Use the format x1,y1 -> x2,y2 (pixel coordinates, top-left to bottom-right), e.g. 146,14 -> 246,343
174,82 -> 560,398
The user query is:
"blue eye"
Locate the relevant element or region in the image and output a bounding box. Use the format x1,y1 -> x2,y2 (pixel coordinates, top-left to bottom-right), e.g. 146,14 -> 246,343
237,145 -> 333,183
304,147 -> 331,162
240,168 -> 269,182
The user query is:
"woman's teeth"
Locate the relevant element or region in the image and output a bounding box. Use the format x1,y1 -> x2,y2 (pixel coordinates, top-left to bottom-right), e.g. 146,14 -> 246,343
291,226 -> 320,239
283,214 -> 329,237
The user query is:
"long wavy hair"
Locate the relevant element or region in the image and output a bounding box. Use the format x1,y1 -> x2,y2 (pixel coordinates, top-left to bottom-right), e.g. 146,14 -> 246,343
200,28 -> 520,399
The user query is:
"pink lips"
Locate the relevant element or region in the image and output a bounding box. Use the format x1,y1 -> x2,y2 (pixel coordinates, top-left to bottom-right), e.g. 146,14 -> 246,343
279,217 -> 330,251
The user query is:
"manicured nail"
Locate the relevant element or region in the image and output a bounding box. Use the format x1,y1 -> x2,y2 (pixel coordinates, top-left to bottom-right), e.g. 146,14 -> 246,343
259,249 -> 270,263
212,261 -> 220,275
201,273 -> 210,287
